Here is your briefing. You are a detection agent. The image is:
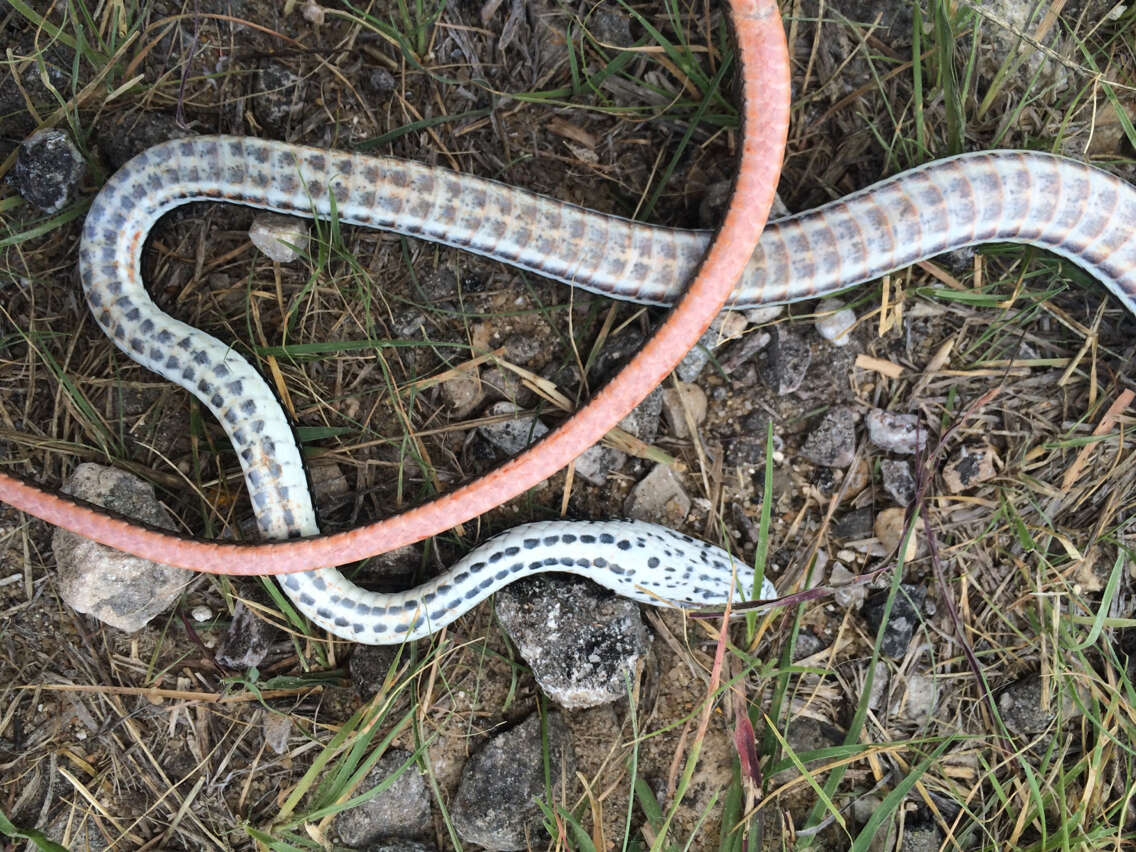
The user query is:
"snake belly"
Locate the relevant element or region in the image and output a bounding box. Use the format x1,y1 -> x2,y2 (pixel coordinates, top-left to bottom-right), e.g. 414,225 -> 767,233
75,140 -> 1136,642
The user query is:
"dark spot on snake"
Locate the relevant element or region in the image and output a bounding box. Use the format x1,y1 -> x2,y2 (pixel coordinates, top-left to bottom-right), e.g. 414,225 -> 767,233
211,393 -> 224,408
422,592 -> 435,603
453,572 -> 468,584
436,584 -> 451,596
594,557 -> 607,568
315,607 -> 331,619
558,557 -> 573,567
464,588 -> 479,600
561,534 -> 576,544
241,448 -> 254,464
648,557 -> 660,569
178,140 -> 195,157
543,535 -> 559,546
282,507 -> 296,528
129,338 -> 145,353
495,569 -> 509,580
478,578 -> 493,590
352,623 -> 365,634
600,533 -> 614,544
575,558 -> 591,568
542,557 -> 558,567
504,546 -> 519,557
354,601 -> 370,614
617,540 -> 631,551
523,538 -> 539,549
581,534 -> 595,544
333,617 -> 349,628
252,145 -> 270,164
240,399 -> 256,416
394,624 -> 408,634
311,576 -> 326,590
402,601 -> 417,612
251,419 -> 265,434
113,326 -> 125,340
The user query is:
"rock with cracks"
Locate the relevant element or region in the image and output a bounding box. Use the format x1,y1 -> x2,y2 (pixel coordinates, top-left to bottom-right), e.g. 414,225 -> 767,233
495,575 -> 651,708
52,463 -> 188,634
452,711 -> 574,850
333,748 -> 432,848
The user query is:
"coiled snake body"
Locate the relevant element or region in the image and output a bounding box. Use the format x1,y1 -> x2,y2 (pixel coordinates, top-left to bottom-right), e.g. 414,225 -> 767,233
48,140 -> 1136,642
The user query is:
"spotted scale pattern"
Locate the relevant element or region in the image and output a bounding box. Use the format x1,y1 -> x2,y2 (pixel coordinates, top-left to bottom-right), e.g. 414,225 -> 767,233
77,136 -> 1135,642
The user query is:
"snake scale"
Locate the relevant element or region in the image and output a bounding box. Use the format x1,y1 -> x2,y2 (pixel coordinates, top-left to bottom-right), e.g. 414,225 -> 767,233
4,2 -> 1136,642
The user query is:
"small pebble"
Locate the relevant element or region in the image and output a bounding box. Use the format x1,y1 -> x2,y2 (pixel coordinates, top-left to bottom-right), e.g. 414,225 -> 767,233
661,381 -> 708,439
191,605 -> 213,623
866,409 -> 928,455
624,463 -> 691,525
800,406 -> 857,468
13,129 -> 85,213
880,459 -> 917,506
813,298 -> 857,346
759,328 -> 811,395
249,213 -> 309,262
863,584 -> 925,659
874,507 -> 918,562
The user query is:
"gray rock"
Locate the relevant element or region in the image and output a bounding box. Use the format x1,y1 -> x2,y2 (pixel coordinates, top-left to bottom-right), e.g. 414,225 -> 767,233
349,645 -> 401,701
215,602 -> 276,670
759,328 -> 811,395
661,381 -> 707,439
793,630 -> 826,661
624,463 -> 690,526
334,748 -> 432,847
479,402 -> 549,456
52,463 -> 188,634
898,673 -> 938,724
619,386 -> 664,445
452,711 -> 574,850
901,822 -> 945,852
880,459 -> 917,506
495,575 -> 651,708
588,5 -> 634,47
573,445 -> 627,487
998,674 -> 1081,735
863,585 -> 926,659
253,63 -> 304,131
833,507 -> 874,541
800,407 -> 857,468
249,212 -> 309,262
866,409 -> 928,455
813,298 -> 857,346
13,129 -> 85,213
830,562 -> 866,609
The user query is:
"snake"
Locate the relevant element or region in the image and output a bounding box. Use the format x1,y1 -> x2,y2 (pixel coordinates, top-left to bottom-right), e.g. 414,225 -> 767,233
4,1 -> 1136,642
